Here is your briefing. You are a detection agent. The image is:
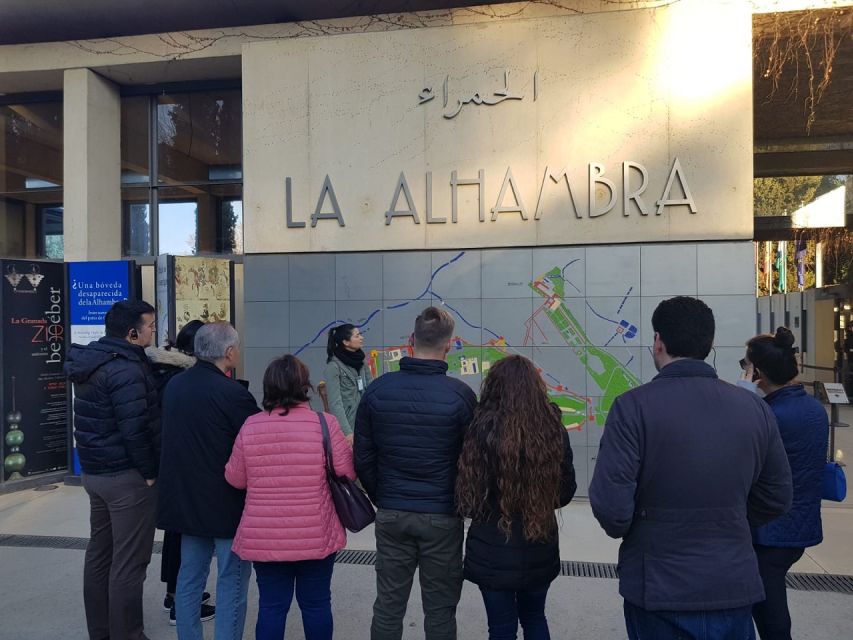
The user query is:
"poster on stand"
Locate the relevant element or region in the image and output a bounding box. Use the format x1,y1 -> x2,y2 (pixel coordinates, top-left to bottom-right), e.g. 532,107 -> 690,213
157,256 -> 234,345
66,261 -> 134,476
1,260 -> 68,482
68,261 -> 134,345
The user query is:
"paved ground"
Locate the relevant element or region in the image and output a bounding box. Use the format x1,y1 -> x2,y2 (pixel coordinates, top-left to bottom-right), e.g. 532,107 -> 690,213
1,406 -> 851,639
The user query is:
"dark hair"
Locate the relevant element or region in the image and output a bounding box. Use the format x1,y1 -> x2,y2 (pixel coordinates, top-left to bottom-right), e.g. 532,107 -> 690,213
262,354 -> 313,414
413,306 -> 454,351
651,296 -> 715,360
174,320 -> 205,355
456,355 -> 565,543
105,300 -> 155,339
326,324 -> 356,362
747,327 -> 799,385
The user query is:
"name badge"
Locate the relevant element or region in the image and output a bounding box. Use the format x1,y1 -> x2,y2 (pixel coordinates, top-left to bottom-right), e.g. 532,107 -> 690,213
357,378 -> 365,392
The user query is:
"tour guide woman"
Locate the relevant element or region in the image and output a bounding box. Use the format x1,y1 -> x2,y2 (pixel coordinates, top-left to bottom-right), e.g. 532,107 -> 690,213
741,327 -> 828,640
323,324 -> 372,443
456,355 -> 576,640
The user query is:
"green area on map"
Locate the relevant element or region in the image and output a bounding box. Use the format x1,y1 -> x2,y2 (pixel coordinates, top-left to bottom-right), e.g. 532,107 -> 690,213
369,265 -> 640,428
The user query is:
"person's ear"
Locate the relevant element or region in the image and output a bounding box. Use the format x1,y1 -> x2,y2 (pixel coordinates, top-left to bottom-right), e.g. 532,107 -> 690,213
129,328 -> 139,340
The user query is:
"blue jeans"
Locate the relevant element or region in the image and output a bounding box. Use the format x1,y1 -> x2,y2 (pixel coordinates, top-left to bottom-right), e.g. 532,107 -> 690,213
479,585 -> 551,640
176,535 -> 251,640
624,600 -> 754,640
254,553 -> 337,640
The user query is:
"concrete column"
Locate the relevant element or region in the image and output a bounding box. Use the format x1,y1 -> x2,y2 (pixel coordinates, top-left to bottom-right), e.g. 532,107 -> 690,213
63,68 -> 121,261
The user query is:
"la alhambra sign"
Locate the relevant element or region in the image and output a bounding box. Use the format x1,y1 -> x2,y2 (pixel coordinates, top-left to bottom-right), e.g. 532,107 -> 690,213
243,2 -> 752,253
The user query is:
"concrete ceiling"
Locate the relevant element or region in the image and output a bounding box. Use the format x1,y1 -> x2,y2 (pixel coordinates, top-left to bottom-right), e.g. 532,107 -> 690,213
753,8 -> 853,176
0,0 -> 517,45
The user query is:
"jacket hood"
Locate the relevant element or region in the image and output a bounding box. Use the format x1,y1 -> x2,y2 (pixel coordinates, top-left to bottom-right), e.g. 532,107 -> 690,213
65,337 -> 145,383
145,346 -> 197,370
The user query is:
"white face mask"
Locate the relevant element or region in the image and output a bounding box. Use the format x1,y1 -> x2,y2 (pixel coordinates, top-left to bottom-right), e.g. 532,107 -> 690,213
736,379 -> 765,397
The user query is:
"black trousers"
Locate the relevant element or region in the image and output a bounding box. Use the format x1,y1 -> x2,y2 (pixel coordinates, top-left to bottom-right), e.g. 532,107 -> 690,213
370,509 -> 464,640
160,530 -> 182,593
752,545 -> 805,640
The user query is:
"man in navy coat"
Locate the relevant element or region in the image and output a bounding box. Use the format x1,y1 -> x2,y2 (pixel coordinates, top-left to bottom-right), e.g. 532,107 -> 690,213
589,296 -> 792,639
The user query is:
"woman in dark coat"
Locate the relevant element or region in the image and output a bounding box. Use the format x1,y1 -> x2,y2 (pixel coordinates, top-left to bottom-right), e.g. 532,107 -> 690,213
456,355 -> 576,640
145,320 -> 214,624
741,327 -> 828,640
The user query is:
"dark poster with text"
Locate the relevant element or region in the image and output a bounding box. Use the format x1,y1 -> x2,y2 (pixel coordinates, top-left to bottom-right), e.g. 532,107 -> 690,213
1,260 -> 68,482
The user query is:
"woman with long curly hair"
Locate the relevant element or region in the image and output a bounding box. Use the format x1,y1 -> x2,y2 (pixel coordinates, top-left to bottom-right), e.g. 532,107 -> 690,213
456,355 -> 576,640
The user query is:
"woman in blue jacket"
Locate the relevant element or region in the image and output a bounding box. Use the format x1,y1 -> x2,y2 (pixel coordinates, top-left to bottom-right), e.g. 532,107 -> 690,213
742,327 -> 828,640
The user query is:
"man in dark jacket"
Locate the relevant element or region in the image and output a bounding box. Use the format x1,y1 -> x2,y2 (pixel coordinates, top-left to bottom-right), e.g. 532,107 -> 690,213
157,321 -> 259,640
65,299 -> 159,640
355,306 -> 476,640
589,296 -> 793,639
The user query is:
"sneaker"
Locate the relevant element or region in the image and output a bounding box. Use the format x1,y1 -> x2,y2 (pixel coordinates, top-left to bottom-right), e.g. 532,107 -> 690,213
169,603 -> 216,626
163,591 -> 210,611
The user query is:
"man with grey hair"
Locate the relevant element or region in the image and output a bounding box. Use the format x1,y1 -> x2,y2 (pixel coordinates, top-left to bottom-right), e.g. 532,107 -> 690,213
157,322 -> 259,640
355,306 -> 477,640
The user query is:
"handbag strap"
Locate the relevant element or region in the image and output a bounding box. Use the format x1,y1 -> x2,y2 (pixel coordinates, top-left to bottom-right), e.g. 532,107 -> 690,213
316,412 -> 335,478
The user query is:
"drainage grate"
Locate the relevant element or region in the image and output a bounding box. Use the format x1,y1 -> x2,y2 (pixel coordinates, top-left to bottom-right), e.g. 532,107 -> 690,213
0,534 -> 163,553
560,560 -> 619,579
2,534 -> 851,595
336,549 -> 377,566
786,573 -> 853,595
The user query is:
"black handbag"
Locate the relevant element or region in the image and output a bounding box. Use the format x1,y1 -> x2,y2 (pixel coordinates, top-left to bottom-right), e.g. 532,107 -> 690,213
317,412 -> 376,532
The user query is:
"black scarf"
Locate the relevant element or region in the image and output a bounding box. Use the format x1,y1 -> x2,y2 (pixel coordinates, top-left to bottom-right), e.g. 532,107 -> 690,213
334,345 -> 365,372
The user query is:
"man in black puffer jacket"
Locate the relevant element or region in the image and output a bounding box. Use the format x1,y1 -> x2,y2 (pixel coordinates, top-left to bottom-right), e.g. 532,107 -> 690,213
65,300 -> 160,640
355,306 -> 476,640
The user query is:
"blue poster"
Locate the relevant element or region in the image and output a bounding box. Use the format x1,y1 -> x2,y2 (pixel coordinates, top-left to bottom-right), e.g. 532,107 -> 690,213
69,261 -> 131,344
67,261 -> 132,476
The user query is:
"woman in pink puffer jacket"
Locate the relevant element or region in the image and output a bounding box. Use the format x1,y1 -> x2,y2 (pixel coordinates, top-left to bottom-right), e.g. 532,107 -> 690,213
225,354 -> 355,640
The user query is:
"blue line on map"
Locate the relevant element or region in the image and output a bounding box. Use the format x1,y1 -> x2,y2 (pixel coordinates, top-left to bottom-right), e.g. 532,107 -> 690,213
294,251 -> 468,355
625,355 -> 635,368
616,287 -> 633,315
437,295 -> 503,342
545,259 -> 582,294
545,373 -> 562,385
604,333 -> 617,347
586,301 -> 619,325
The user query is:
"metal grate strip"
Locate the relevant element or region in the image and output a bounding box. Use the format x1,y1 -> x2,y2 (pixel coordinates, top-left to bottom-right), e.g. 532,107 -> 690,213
560,560 -> 619,579
2,534 -> 852,595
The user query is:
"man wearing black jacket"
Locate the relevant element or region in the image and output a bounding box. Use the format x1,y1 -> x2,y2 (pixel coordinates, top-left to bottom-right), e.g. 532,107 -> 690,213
157,321 -> 259,640
354,306 -> 477,640
65,300 -> 160,640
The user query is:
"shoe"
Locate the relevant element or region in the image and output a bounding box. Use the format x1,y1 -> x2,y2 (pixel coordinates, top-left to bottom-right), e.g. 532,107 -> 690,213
169,603 -> 216,626
163,591 -> 210,611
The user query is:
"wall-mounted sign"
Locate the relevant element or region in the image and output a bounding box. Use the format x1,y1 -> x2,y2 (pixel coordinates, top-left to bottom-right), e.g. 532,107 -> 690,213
1,260 -> 67,482
243,2 -> 752,253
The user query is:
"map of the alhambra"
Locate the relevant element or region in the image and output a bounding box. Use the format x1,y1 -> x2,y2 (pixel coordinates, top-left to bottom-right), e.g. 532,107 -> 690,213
291,249 -> 641,432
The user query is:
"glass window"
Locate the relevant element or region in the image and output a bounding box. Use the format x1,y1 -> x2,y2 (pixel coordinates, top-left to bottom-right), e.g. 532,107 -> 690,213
121,89 -> 242,257
158,183 -> 243,255
0,196 -> 26,256
1,101 -> 63,258
122,187 -> 152,257
0,102 -> 63,193
121,96 -> 150,186
157,90 -> 241,185
39,204 -> 64,260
